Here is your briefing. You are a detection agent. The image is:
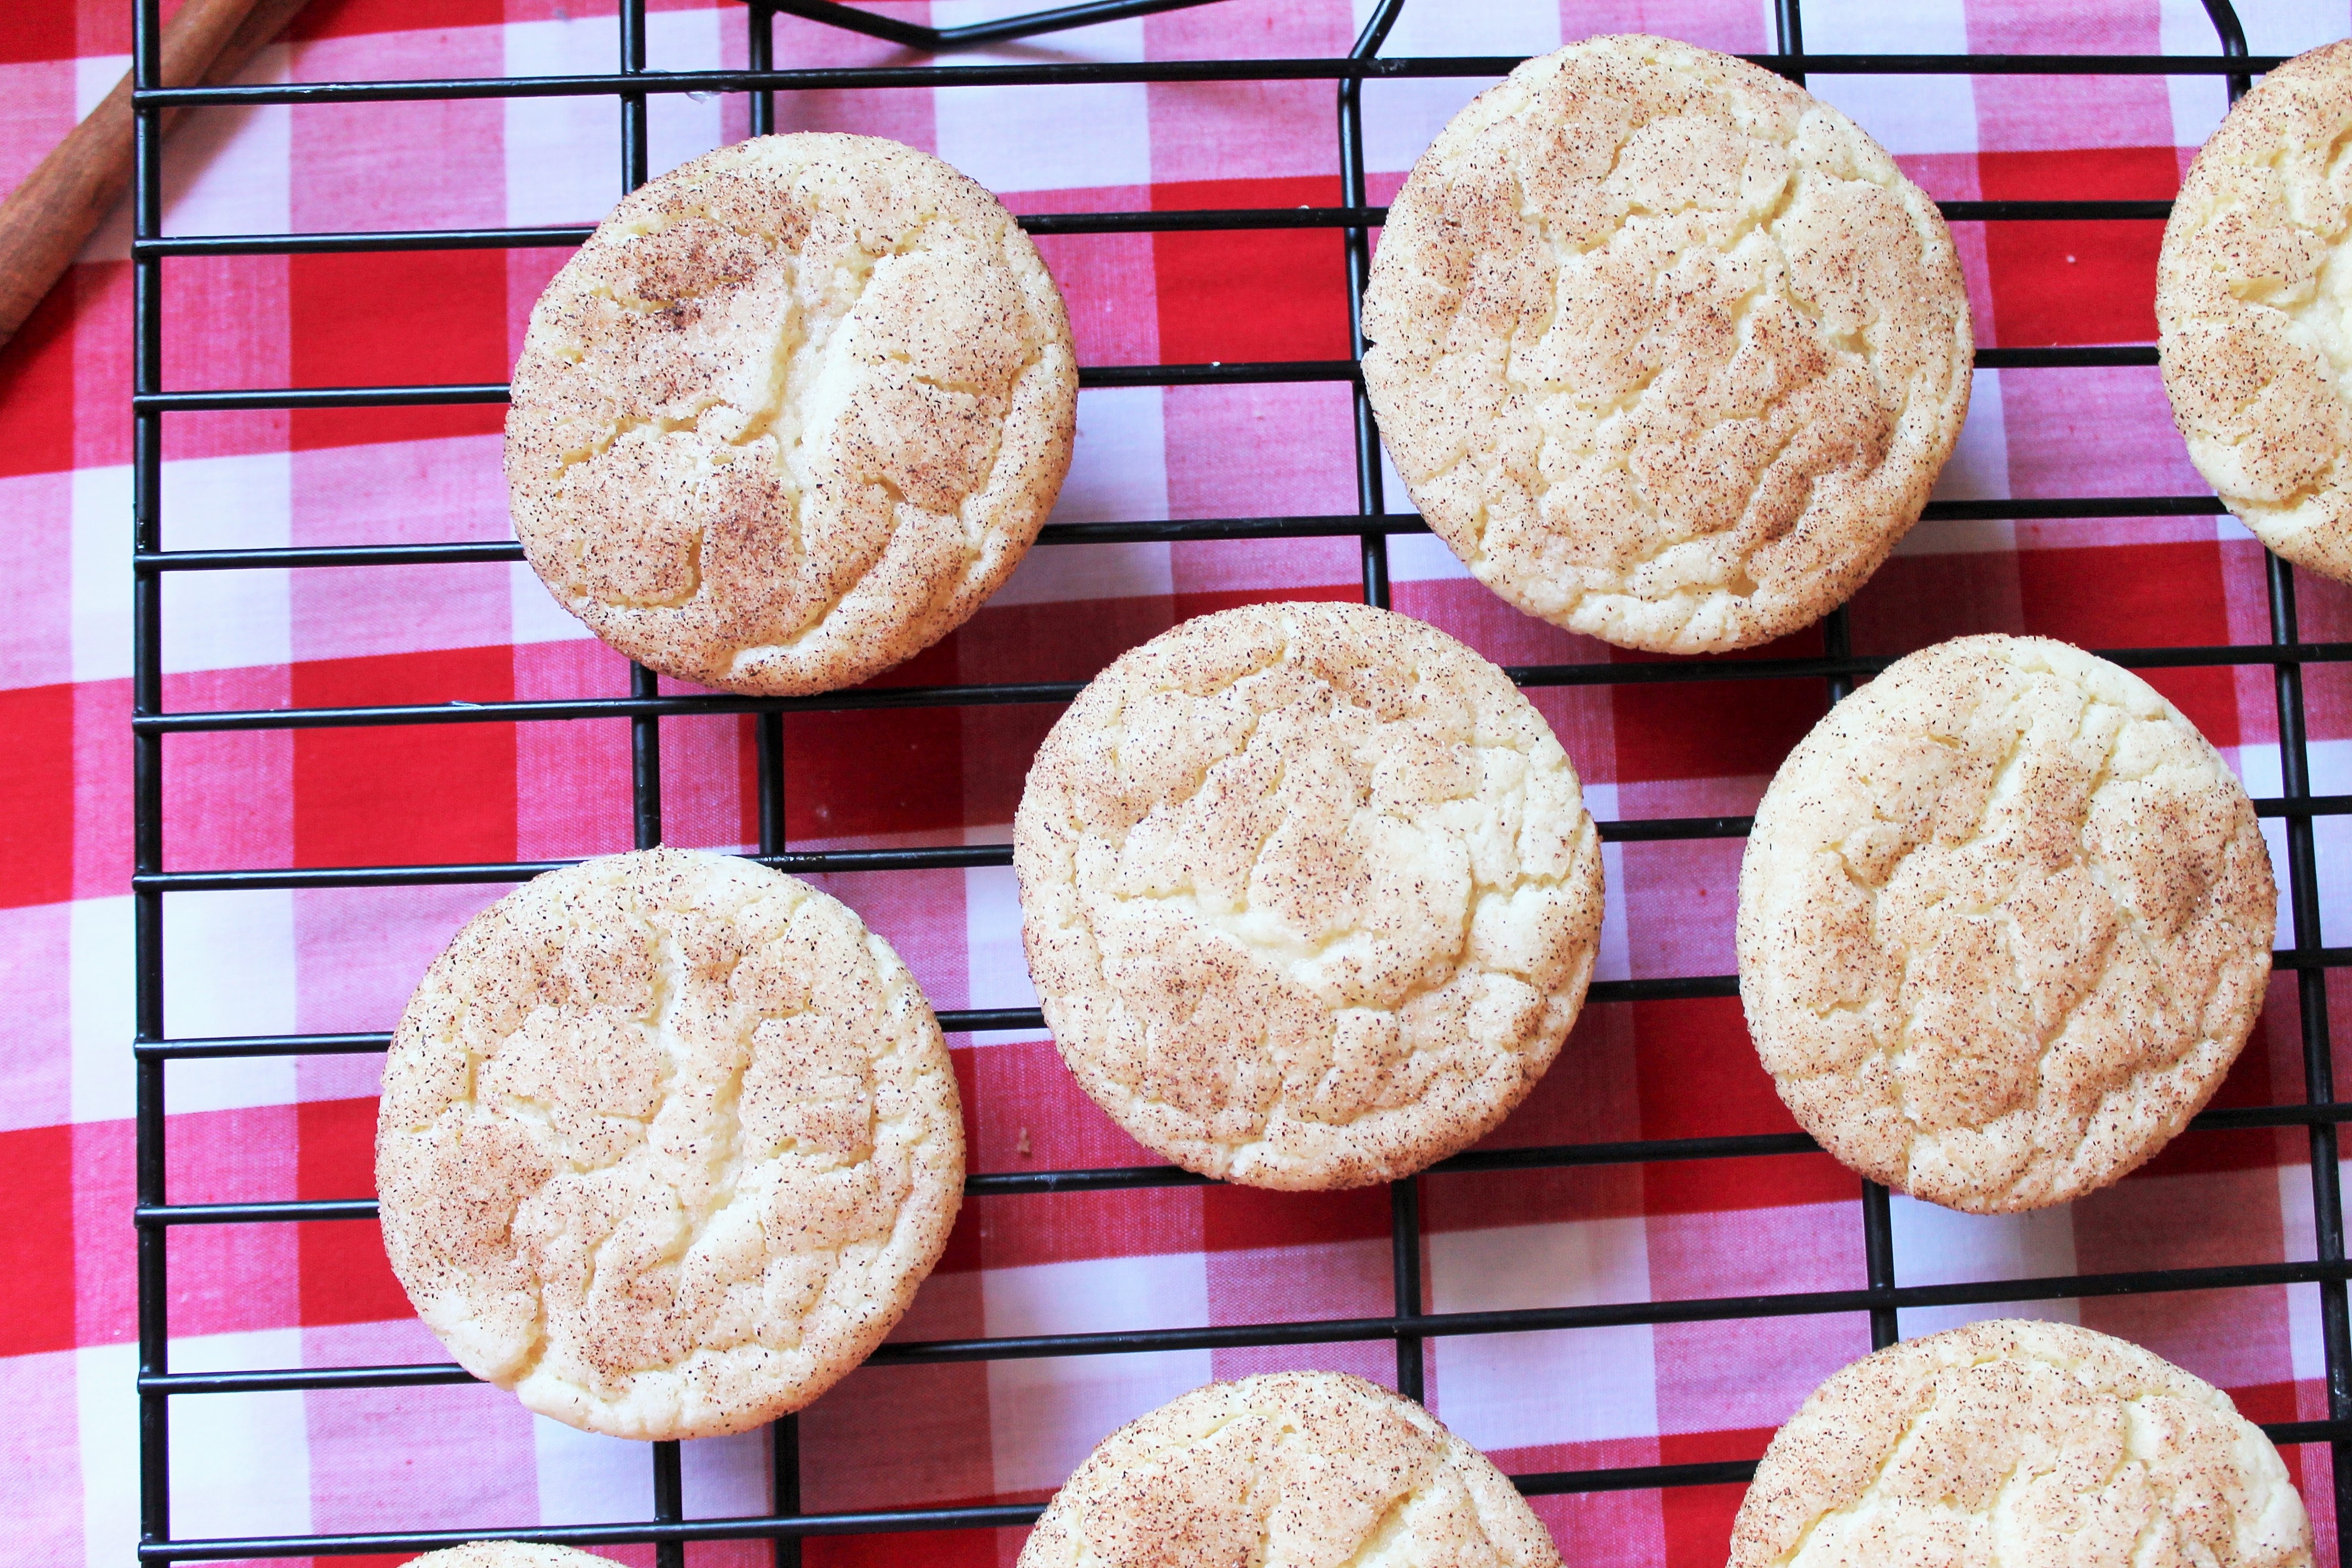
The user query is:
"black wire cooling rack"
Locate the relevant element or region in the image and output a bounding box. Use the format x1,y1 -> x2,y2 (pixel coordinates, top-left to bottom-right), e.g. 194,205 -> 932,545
123,0 -> 2352,1562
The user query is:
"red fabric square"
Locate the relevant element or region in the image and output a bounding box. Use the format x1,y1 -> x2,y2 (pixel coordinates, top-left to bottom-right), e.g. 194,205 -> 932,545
0,8 -> 74,66
291,646 -> 518,870
975,1186 -> 1204,1272
298,1096 -> 410,1327
962,1038 -> 1158,1180
288,251 -> 508,451
1978,148 -> 2177,347
1153,176 -> 1351,367
1635,998 -> 1855,1215
1658,1425 -> 1774,1568
291,0 -> 509,41
2014,538 -> 2238,746
1609,645 -> 1830,786
783,640 -> 965,843
807,1529 -> 1000,1568
1202,1183 -> 1390,1254
0,1123 -> 75,1355
0,683 -> 75,909
0,271 -> 78,480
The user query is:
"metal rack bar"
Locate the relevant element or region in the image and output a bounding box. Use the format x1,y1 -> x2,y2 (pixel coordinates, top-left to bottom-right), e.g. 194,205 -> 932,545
112,494 -> 2245,571
117,198 -> 2182,258
123,1259 -> 2352,1397
128,1092 -> 2352,1223
122,643 -> 2352,737
128,53 -> 2293,113
128,339 -> 2170,412
132,0 -> 171,1556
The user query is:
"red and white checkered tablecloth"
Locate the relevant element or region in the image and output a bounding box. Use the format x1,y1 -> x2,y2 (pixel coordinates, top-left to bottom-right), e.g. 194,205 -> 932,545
9,0 -> 2352,1564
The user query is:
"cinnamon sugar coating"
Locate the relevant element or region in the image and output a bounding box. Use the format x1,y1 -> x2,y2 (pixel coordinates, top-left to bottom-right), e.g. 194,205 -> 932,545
1014,600 -> 1605,1191
1019,1373 -> 1559,1568
1362,34 -> 1972,654
2160,40 -> 2352,584
1737,635 -> 2274,1212
376,850 -> 964,1440
1730,1321 -> 2311,1568
505,133 -> 1076,694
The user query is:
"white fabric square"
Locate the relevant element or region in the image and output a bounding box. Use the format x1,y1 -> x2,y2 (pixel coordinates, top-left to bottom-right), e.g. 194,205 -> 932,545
533,1414 -> 655,1524
70,465 -> 134,686
1351,0 -> 1559,177
2233,739 -> 2350,948
1898,369 -> 2015,557
1429,1217 -> 1657,1450
1800,0 -> 1973,155
993,386 -> 1174,607
505,19 -> 624,227
1800,0 -> 1969,52
963,855 -> 1040,1014
69,896 -> 135,1124
75,455 -> 293,682
76,55 -> 125,119
2277,1163 -> 2346,1384
76,1342 -> 138,1568
509,559 -> 592,645
931,5 -> 1150,194
647,9 -> 727,181
1812,73 -> 1979,156
1057,385 -> 1170,525
1589,786 -> 1631,987
680,1428 -> 772,1518
1888,1194 -> 2080,1340
983,1251 -> 1213,1496
89,890 -> 300,1117
164,1329 -> 313,1544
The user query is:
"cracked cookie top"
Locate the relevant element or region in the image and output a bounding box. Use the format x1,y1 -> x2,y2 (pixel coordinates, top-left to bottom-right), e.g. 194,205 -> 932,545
1012,600 -> 1605,1191
504,133 -> 1077,695
1730,1320 -> 2311,1568
2159,41 -> 2352,585
1736,635 -> 2274,1213
1018,1372 -> 1559,1568
375,850 -> 965,1440
1361,35 -> 1973,655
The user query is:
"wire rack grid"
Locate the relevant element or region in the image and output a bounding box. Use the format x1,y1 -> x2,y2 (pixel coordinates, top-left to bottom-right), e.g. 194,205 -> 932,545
123,0 -> 2352,1562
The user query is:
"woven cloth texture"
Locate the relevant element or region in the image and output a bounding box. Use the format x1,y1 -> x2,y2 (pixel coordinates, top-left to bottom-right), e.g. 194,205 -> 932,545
6,1 -> 2352,1565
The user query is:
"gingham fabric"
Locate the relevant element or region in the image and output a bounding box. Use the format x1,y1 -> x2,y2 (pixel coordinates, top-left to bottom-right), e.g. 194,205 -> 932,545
9,1 -> 2352,1565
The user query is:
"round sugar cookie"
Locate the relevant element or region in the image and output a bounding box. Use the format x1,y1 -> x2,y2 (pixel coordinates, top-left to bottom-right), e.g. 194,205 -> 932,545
505,133 -> 1078,695
1736,635 -> 2274,1213
1361,34 -> 1973,655
375,848 -> 965,1440
1018,1372 -> 1560,1568
1730,1320 -> 2312,1568
404,1548 -> 617,1568
1012,599 -> 1606,1191
2160,41 -> 2352,583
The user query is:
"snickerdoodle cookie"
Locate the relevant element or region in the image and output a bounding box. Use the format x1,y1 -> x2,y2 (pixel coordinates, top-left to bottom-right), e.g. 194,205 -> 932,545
1014,600 -> 1605,1191
506,133 -> 1077,694
1019,1373 -> 1559,1568
405,1548 -> 618,1567
1730,1320 -> 2311,1568
1362,34 -> 1973,654
1736,635 -> 2274,1213
2160,40 -> 2352,583
376,849 -> 965,1440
